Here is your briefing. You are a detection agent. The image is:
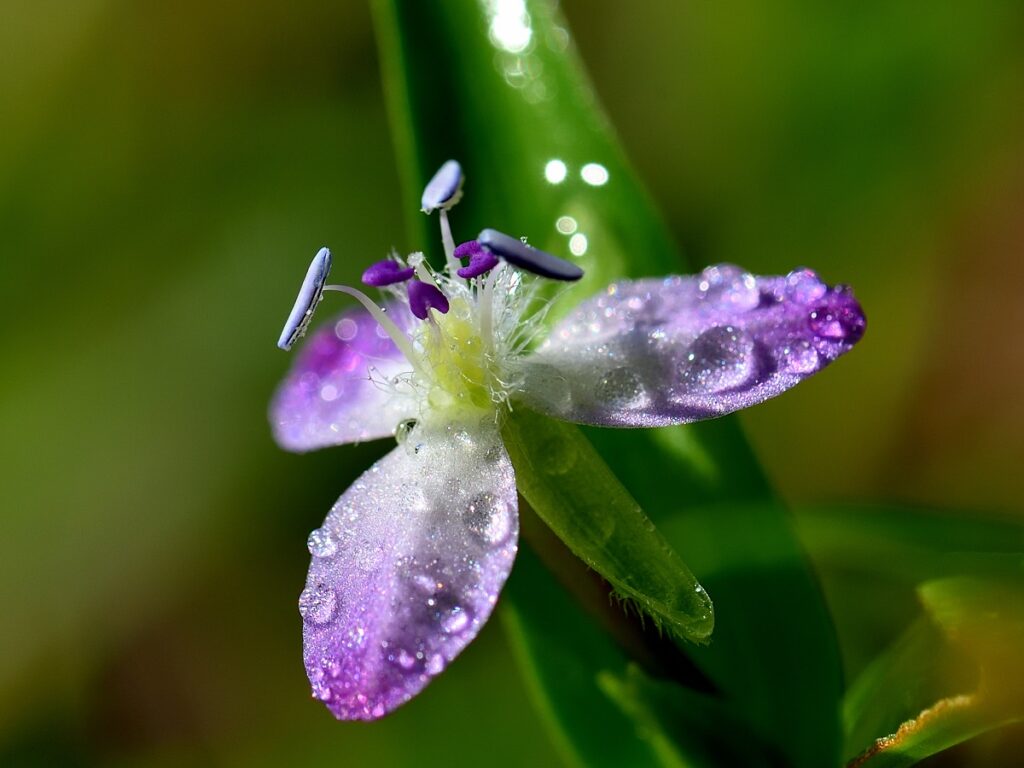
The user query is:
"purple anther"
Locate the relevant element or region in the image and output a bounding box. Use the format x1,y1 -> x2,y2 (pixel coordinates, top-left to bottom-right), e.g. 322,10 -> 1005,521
408,280 -> 450,320
362,260 -> 415,287
278,247 -> 332,351
457,251 -> 500,279
421,160 -> 464,213
478,228 -> 584,282
453,240 -> 482,259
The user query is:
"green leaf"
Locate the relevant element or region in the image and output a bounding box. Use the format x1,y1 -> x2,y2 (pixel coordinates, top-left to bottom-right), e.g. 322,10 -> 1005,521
839,566 -> 1024,766
373,1 -> 843,764
502,546 -> 677,768
502,408 -> 713,643
598,665 -> 780,768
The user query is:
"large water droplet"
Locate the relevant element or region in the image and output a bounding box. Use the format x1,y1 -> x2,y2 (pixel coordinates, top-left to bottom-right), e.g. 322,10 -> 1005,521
463,493 -> 513,545
596,366 -> 649,408
808,298 -> 866,342
697,264 -> 759,311
395,418 -> 417,445
784,268 -> 827,304
306,528 -> 337,558
680,326 -> 756,393
299,584 -> 337,624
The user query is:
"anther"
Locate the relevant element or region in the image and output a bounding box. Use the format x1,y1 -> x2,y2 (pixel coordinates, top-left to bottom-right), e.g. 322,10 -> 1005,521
277,247 -> 332,350
408,280 -> 450,320
478,228 -> 584,281
362,260 -> 415,287
455,240 -> 500,279
420,160 -> 463,213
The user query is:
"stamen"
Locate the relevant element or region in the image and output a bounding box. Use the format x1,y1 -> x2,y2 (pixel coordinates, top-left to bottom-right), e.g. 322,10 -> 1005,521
362,260 -> 415,287
478,228 -> 584,281
277,247 -> 332,350
323,284 -> 422,370
453,240 -> 482,259
421,161 -> 465,276
408,280 -> 450,320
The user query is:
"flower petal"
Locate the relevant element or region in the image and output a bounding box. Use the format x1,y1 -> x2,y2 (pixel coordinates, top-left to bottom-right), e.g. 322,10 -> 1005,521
518,265 -> 865,427
300,421 -> 519,720
270,306 -> 416,451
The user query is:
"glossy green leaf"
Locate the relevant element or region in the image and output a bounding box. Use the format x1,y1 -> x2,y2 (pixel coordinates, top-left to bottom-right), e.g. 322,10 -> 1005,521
502,408 -> 714,643
373,1 -> 843,765
598,665 -> 780,768
502,546 -> 676,768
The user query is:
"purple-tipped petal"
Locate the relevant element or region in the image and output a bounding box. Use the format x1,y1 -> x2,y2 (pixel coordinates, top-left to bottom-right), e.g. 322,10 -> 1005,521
408,280 -> 450,319
518,264 -> 866,427
301,423 -> 519,720
362,260 -> 415,287
278,247 -> 332,350
478,228 -> 583,281
270,306 -> 416,451
457,250 -> 500,279
420,160 -> 463,213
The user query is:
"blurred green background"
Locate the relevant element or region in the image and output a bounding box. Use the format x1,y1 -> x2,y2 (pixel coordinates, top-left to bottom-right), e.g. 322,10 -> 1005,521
2,1 -> 1022,765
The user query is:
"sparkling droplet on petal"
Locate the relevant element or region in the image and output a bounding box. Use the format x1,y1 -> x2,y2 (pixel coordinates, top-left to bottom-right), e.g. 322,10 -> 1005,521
425,654 -> 445,675
809,297 -> 866,341
464,493 -> 513,545
781,339 -> 820,374
307,528 -> 337,558
680,325 -> 756,393
442,609 -> 470,634
597,366 -> 649,408
697,264 -> 759,311
395,418 -> 417,445
299,584 -> 337,624
785,268 -> 827,304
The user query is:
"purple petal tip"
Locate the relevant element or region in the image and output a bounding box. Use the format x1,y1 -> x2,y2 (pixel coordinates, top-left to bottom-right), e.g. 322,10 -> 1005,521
478,228 -> 583,281
408,280 -> 450,319
278,247 -> 332,351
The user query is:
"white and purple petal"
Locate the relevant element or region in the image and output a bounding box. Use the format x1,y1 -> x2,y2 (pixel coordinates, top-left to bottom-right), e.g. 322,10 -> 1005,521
517,264 -> 866,427
270,306 -> 417,451
300,421 -> 519,719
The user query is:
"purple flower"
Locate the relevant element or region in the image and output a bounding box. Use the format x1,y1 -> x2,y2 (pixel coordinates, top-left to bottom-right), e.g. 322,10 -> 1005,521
270,160 -> 866,720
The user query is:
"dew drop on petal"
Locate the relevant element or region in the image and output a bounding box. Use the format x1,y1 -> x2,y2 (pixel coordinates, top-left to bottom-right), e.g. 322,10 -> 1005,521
426,654 -> 445,675
442,608 -> 470,634
697,264 -> 759,311
463,493 -> 513,545
808,301 -> 866,341
679,325 -> 756,393
299,584 -> 337,624
597,366 -> 649,408
785,268 -> 827,304
307,528 -> 337,558
781,339 -> 820,374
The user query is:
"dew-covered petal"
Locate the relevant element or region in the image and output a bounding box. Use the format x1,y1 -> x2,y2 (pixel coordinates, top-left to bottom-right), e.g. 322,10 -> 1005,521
300,422 -> 519,719
517,265 -> 865,427
270,306 -> 416,451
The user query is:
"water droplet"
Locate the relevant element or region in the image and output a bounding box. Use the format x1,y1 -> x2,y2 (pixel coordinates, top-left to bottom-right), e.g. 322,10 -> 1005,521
808,298 -> 866,342
442,608 -> 470,634
781,339 -> 820,374
463,493 -> 513,545
395,649 -> 417,670
785,268 -> 827,304
395,418 -> 417,444
425,654 -> 445,675
597,366 -> 649,408
697,264 -> 759,311
306,528 -> 337,558
680,326 -> 755,393
299,584 -> 337,624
